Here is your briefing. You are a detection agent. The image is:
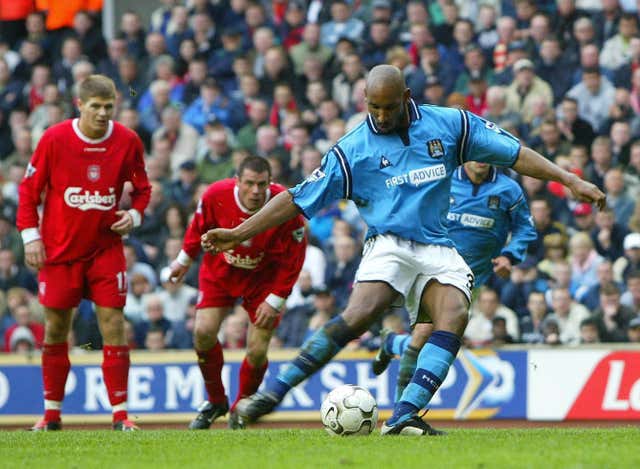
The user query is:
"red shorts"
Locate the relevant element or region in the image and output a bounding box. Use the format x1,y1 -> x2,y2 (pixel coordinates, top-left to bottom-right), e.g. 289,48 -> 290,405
197,267 -> 281,328
38,244 -> 127,309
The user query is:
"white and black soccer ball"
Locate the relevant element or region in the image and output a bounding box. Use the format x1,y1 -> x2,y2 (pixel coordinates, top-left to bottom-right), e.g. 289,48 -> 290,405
320,384 -> 378,436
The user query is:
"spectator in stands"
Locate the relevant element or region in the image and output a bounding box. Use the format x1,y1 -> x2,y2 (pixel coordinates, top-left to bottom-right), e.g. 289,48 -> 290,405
197,126 -> 235,184
569,232 -> 604,299
320,0 -> 364,49
221,310 -> 248,350
490,317 -> 516,346
361,19 -> 396,70
567,66 -> 616,134
614,232 -> 640,282
153,105 -> 199,177
139,79 -> 173,134
501,256 -> 547,318
592,282 -> 635,342
332,53 -> 365,114
579,317 -> 601,344
620,270 -> 640,314
579,260 -> 622,311
537,233 -> 569,279
124,272 -> 153,325
592,207 -> 629,261
505,58 -> 553,125
167,160 -> 200,209
157,266 -> 197,324
0,248 -> 36,293
528,197 -> 568,261
324,235 -> 359,310
520,291 -> 549,343
119,10 -> 146,60
557,96 -> 595,150
466,287 -> 520,347
627,316 -> 640,343
183,77 -> 245,134
600,13 -> 638,72
604,168 -> 636,227
135,294 -> 173,349
3,303 -> 44,352
2,126 -> 32,172
290,23 -> 332,77
585,136 -> 614,190
534,118 -> 572,162
547,287 -> 590,344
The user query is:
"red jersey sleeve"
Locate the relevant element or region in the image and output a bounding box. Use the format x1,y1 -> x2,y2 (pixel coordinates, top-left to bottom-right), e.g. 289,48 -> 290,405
182,189 -> 217,260
16,131 -> 52,232
127,136 -> 151,217
262,215 -> 307,299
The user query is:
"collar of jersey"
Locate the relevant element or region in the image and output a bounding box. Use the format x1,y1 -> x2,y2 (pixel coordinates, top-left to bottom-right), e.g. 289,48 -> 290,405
366,98 -> 421,135
456,165 -> 497,184
72,118 -> 114,144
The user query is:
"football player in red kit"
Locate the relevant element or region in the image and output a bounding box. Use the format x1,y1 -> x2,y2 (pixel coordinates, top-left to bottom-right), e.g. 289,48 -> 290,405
17,75 -> 151,431
169,156 -> 306,430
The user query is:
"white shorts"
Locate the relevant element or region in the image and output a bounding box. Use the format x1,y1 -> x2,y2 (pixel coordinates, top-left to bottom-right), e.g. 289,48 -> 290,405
355,234 -> 473,324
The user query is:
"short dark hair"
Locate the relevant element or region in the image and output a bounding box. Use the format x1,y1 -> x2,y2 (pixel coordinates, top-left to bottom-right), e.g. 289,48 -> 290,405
78,74 -> 116,101
238,156 -> 271,178
600,282 -> 620,296
580,317 -> 598,329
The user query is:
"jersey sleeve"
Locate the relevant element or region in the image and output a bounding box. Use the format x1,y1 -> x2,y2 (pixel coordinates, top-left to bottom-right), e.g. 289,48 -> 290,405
16,131 -> 52,233
127,137 -> 152,217
262,215 -> 307,299
289,145 -> 350,219
501,185 -> 538,264
182,194 -> 214,260
459,110 -> 521,167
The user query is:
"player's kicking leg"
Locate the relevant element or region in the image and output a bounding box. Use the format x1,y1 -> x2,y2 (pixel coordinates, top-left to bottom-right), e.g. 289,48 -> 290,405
235,282 -> 398,424
31,307 -> 73,431
228,323 -> 273,429
189,307 -> 230,430
381,281 -> 469,436
96,306 -> 139,431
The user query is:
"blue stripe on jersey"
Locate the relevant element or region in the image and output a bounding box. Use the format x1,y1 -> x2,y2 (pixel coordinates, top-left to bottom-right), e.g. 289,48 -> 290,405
457,110 -> 470,166
332,144 -> 352,199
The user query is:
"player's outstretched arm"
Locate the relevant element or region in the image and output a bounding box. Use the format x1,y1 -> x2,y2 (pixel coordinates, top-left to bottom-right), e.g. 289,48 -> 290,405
512,147 -> 606,209
201,191 -> 302,252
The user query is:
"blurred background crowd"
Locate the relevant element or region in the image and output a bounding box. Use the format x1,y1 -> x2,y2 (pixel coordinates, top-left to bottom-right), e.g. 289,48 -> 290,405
1,0 -> 640,354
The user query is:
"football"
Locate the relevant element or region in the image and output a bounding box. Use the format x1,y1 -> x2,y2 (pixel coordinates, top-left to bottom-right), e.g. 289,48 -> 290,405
320,384 -> 378,436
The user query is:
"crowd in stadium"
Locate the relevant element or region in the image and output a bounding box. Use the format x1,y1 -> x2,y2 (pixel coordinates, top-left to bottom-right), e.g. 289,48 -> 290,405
1,0 -> 640,354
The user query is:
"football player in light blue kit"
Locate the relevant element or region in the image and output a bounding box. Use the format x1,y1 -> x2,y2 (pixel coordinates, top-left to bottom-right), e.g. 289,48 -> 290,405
372,161 -> 538,403
202,65 -> 605,435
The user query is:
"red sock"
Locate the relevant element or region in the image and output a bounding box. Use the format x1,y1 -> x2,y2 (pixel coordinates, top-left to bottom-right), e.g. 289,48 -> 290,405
102,345 -> 130,422
196,343 -> 227,405
42,342 -> 70,422
230,357 -> 268,411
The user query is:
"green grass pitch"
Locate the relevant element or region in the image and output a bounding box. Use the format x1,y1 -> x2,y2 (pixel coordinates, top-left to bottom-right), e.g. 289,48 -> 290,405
2,428 -> 639,468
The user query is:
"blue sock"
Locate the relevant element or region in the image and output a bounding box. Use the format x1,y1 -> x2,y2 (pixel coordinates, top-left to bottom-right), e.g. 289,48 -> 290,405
389,333 -> 411,356
387,330 -> 461,425
265,316 -> 356,401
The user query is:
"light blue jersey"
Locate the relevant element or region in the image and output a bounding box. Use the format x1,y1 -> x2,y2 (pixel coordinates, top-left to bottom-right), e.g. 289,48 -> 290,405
447,167 -> 538,287
290,100 -> 521,246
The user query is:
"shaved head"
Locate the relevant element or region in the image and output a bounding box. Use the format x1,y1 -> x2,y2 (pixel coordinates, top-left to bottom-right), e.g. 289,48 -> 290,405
365,65 -> 410,133
366,64 -> 406,96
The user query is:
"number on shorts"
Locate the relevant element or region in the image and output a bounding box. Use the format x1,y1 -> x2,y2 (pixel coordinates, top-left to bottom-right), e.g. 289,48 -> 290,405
116,271 -> 128,292
466,273 -> 475,291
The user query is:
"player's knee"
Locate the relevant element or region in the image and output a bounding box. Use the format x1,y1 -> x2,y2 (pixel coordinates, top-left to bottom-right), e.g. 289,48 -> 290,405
433,301 -> 469,335
246,341 -> 268,365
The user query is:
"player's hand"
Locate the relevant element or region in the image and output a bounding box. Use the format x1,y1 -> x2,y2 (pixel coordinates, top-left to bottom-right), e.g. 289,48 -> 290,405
169,260 -> 188,283
254,302 -> 281,329
25,239 -> 46,271
201,228 -> 240,253
567,175 -> 606,210
492,256 -> 512,279
110,210 -> 134,235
